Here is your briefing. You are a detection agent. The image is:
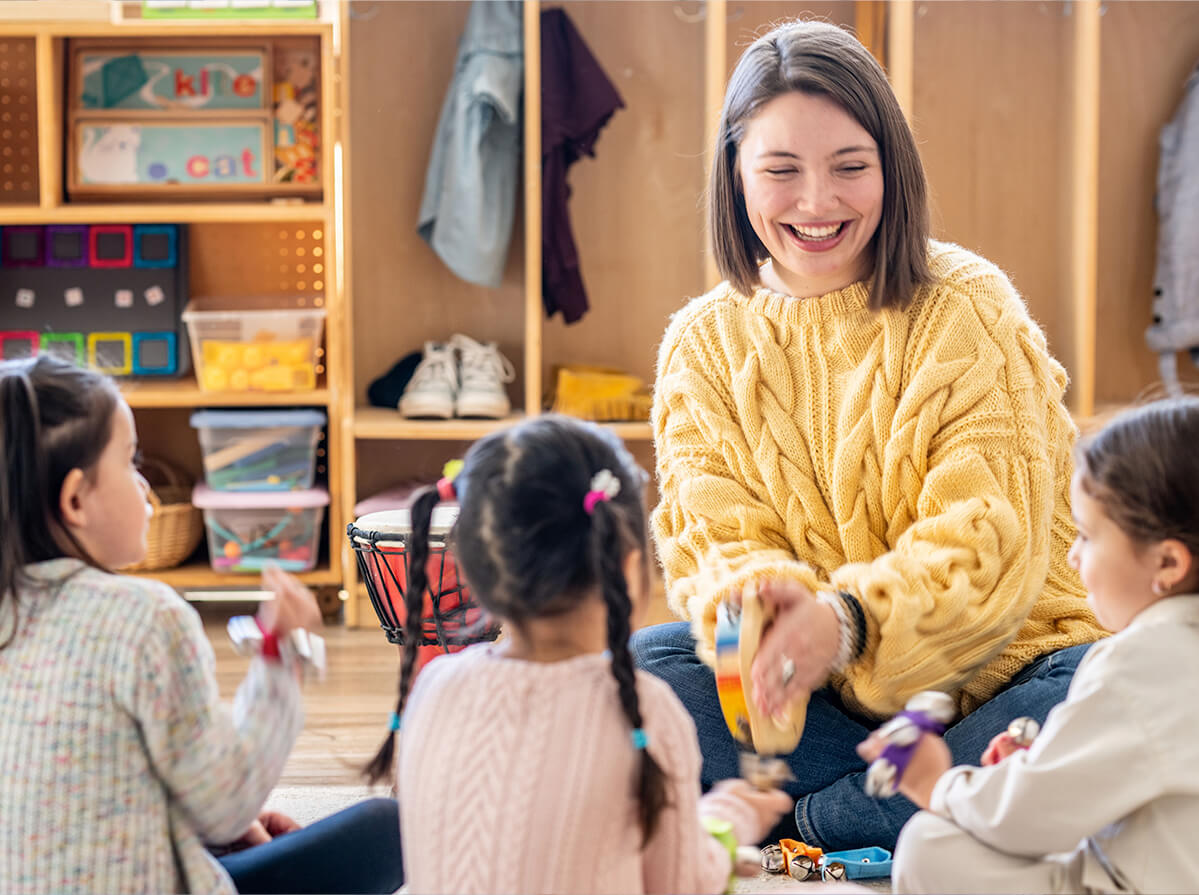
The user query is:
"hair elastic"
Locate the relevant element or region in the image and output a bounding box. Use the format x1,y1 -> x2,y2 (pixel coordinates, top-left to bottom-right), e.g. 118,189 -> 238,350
584,469 -> 621,515
436,476 -> 456,502
389,712 -> 402,732
631,727 -> 649,750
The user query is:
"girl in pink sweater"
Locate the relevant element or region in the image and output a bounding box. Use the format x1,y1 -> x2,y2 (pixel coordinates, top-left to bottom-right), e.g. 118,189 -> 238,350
364,414 -> 791,894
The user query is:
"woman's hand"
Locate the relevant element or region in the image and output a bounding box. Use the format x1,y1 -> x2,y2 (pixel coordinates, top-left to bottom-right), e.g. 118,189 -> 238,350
257,562 -> 322,640
856,731 -> 952,810
699,778 -> 793,858
748,580 -> 840,719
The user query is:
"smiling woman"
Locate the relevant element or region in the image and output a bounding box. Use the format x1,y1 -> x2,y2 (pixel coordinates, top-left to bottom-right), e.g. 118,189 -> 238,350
631,18 -> 1106,853
736,92 -> 883,300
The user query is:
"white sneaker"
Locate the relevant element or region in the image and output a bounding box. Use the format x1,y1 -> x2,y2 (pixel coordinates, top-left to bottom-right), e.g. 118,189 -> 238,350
451,333 -> 515,419
398,341 -> 457,419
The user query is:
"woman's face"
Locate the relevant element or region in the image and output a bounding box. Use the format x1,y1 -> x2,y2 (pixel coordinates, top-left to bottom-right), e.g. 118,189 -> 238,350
737,91 -> 884,299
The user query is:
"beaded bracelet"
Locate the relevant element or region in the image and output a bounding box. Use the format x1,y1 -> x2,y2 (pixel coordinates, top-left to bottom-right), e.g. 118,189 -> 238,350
816,591 -> 863,673
837,590 -> 867,662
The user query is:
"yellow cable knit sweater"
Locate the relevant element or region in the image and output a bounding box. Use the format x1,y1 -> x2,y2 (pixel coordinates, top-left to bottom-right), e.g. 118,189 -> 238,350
652,241 -> 1103,719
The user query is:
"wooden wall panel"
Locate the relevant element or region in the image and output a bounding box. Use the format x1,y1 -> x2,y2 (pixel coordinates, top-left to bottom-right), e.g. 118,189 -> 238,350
1096,1 -> 1199,405
912,2 -> 1076,378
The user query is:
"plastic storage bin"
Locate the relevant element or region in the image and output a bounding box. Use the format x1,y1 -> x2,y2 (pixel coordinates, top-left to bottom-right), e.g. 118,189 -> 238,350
192,484 -> 328,573
182,296 -> 325,392
190,408 -> 326,492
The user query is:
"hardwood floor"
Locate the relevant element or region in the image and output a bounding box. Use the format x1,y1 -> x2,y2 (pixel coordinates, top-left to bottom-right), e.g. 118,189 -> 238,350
201,590 -> 679,788
205,606 -> 403,787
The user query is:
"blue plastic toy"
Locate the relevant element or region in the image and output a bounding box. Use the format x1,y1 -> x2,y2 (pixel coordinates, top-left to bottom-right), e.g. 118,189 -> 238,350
820,847 -> 892,880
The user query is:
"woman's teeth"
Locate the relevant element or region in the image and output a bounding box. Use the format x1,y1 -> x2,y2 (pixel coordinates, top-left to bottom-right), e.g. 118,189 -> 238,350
788,222 -> 844,241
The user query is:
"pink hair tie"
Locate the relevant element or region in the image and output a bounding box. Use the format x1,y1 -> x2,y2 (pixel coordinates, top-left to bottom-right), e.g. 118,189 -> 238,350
436,476 -> 457,502
583,469 -> 621,515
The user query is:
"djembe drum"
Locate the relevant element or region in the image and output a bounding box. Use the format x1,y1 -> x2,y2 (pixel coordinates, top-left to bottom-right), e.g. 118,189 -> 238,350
348,508 -> 500,668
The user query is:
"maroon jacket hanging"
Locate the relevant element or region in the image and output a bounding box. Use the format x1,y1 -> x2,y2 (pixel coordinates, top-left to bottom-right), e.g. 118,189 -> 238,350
540,7 -> 625,324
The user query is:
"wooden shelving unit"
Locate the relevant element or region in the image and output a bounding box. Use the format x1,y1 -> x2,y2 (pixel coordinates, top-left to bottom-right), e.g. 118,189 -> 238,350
122,378 -> 332,409
0,203 -> 327,225
0,6 -> 348,595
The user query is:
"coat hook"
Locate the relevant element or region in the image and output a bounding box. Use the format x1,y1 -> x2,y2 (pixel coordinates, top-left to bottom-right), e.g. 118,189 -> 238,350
674,2 -> 745,24
674,2 -> 706,24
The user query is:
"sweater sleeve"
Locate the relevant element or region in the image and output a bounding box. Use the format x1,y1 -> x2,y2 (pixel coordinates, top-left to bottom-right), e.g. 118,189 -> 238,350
826,275 -> 1075,714
126,591 -> 304,844
651,307 -> 825,665
639,678 -> 736,895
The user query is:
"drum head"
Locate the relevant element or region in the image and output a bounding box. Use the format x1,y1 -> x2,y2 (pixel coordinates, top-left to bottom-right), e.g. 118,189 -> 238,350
351,506 -> 458,545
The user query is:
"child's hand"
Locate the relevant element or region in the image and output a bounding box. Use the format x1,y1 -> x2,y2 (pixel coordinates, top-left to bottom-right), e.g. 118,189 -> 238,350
257,563 -> 322,640
981,731 -> 1021,766
856,730 -> 951,810
699,778 -> 793,853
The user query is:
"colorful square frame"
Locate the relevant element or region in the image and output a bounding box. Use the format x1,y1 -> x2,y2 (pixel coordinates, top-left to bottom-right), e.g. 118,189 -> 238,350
133,225 -> 178,268
132,331 -> 177,375
2,227 -> 44,268
41,332 -> 85,366
89,225 -> 133,268
0,330 -> 40,360
46,226 -> 89,268
88,331 -> 132,375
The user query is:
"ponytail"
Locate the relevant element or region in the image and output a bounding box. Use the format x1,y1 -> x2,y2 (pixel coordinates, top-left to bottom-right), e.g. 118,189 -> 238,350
591,501 -> 668,846
363,485 -> 442,785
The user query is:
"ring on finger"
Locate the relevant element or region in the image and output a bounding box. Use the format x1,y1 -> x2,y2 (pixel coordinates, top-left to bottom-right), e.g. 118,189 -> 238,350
781,655 -> 796,686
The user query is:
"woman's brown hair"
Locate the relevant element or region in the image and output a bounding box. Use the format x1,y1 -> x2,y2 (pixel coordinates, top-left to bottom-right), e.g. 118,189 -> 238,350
710,19 -> 932,310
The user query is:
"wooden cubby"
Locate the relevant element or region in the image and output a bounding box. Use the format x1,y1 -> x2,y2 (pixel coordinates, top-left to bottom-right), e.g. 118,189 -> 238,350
0,10 -> 347,593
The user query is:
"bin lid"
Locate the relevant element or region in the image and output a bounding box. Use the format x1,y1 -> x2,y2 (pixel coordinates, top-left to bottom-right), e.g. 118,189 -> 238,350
190,409 -> 327,429
192,484 -> 330,509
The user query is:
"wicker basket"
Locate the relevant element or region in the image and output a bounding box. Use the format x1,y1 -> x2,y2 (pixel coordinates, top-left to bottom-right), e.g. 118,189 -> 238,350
121,458 -> 205,572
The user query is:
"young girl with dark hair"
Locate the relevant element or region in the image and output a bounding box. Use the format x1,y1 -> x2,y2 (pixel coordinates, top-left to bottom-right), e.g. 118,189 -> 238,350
364,414 -> 790,894
0,356 -> 402,895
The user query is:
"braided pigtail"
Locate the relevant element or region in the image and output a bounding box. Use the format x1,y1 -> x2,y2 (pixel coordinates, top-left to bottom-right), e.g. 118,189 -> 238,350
591,501 -> 668,846
363,485 -> 441,784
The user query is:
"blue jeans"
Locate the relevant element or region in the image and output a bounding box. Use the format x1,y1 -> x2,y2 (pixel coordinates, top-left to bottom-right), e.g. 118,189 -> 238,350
630,622 -> 1091,852
217,798 -> 403,894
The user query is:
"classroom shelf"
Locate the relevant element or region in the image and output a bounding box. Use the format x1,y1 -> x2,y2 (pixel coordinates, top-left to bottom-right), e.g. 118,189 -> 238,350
353,407 -> 526,440
352,407 -> 650,441
122,377 -> 331,409
0,20 -> 332,38
126,562 -> 341,590
0,203 -> 329,226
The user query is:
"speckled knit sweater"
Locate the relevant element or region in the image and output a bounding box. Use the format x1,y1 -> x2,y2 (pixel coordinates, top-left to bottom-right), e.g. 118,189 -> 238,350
652,240 -> 1104,718
0,559 -> 303,894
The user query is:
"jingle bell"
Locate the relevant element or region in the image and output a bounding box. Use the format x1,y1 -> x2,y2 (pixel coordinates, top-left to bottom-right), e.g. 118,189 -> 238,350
1007,716 -> 1041,747
822,860 -> 847,881
760,844 -> 785,874
789,855 -> 819,881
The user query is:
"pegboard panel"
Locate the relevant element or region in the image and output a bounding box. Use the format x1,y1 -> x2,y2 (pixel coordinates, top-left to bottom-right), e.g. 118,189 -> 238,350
0,38 -> 40,206
187,221 -> 327,380
188,222 -> 327,301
